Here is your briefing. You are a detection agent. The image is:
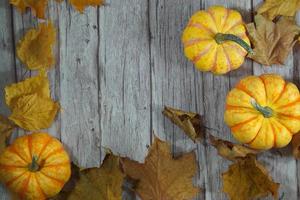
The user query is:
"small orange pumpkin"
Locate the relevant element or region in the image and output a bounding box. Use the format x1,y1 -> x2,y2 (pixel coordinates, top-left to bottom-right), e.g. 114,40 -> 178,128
0,133 -> 71,200
182,6 -> 252,74
225,74 -> 300,149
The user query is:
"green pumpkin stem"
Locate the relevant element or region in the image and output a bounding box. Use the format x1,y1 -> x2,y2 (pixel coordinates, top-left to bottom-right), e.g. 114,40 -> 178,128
28,155 -> 39,172
214,33 -> 254,55
251,99 -> 273,118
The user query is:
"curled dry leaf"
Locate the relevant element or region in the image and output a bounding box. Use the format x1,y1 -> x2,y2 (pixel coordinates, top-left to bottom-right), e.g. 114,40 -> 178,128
292,133 -> 300,159
17,22 -> 56,70
0,115 -> 15,152
5,70 -> 50,107
257,0 -> 300,20
69,0 -> 104,13
209,135 -> 260,161
222,155 -> 279,200
162,106 -> 203,142
9,94 -> 59,131
5,72 -> 59,131
246,15 -> 300,66
122,136 -> 200,200
10,0 -> 48,19
54,154 -> 124,200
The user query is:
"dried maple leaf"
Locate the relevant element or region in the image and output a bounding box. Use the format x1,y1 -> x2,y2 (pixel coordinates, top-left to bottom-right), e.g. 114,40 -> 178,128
10,0 -> 48,19
122,136 -> 200,200
292,133 -> 300,159
257,0 -> 300,20
17,22 -> 56,70
54,154 -> 124,200
5,70 -> 50,107
246,15 -> 300,66
209,135 -> 259,161
69,0 -> 104,13
8,93 -> 59,131
0,115 -> 15,152
222,155 -> 279,200
162,106 -> 203,142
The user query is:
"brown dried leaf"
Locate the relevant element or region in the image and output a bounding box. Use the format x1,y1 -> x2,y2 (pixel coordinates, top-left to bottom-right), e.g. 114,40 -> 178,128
53,154 -> 124,200
10,0 -> 48,19
257,0 -> 300,20
247,15 -> 300,66
292,133 -> 300,159
222,155 -> 279,200
122,136 -> 200,200
69,0 -> 104,13
9,94 -> 59,131
17,22 -> 56,70
0,115 -> 15,152
209,135 -> 260,161
162,106 -> 203,142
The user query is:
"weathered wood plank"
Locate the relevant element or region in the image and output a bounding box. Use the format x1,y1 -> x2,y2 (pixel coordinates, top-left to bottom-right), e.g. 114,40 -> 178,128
58,2 -> 101,168
252,1 -> 298,199
149,0 -> 204,199
99,0 -> 151,163
0,1 -> 17,199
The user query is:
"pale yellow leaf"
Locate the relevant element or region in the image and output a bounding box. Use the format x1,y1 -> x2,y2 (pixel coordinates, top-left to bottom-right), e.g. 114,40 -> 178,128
10,0 -> 48,19
69,0 -> 104,13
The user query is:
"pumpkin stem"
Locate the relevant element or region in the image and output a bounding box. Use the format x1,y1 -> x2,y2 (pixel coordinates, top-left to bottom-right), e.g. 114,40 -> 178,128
28,155 -> 39,172
214,33 -> 254,55
250,99 -> 273,118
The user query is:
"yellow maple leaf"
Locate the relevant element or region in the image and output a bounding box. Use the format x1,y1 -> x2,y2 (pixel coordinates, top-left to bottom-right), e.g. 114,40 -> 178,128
54,154 -> 124,200
257,0 -> 300,20
17,22 -> 56,70
162,106 -> 204,142
69,0 -> 104,13
122,136 -> 200,200
9,94 -> 59,131
0,115 -> 15,152
5,70 -> 50,107
222,155 -> 279,200
10,0 -> 48,19
210,135 -> 260,162
247,15 -> 300,66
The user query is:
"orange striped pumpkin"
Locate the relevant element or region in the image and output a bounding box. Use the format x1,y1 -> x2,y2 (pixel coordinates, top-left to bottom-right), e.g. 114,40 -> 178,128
225,74 -> 300,149
182,6 -> 251,74
0,133 -> 71,200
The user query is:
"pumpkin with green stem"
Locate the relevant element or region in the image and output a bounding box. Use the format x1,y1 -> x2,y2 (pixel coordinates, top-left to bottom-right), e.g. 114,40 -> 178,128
182,5 -> 252,74
0,133 -> 71,199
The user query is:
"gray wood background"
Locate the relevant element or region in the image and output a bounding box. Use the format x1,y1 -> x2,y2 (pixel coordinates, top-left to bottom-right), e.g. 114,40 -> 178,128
0,0 -> 299,199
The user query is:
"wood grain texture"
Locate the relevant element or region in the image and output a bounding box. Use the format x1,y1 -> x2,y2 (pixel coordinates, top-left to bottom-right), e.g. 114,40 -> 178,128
58,2 -> 101,168
99,0 -> 151,163
0,1 -> 16,199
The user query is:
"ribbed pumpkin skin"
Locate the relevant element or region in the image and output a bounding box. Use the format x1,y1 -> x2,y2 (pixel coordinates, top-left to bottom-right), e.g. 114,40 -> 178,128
182,6 -> 250,74
0,133 -> 71,200
225,74 -> 300,149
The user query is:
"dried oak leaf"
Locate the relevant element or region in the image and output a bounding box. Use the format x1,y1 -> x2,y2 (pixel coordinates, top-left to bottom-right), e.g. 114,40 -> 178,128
0,115 -> 15,152
292,133 -> 300,159
69,0 -> 104,13
209,135 -> 259,162
246,15 -> 300,66
17,22 -> 56,70
9,93 -> 59,131
5,70 -> 50,107
122,136 -> 200,200
55,154 -> 124,200
10,0 -> 48,19
163,106 -> 203,142
257,0 -> 300,20
222,155 -> 279,200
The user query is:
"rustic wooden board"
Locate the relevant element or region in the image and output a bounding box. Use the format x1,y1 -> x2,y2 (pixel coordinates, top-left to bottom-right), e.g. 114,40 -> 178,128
0,0 -> 300,199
